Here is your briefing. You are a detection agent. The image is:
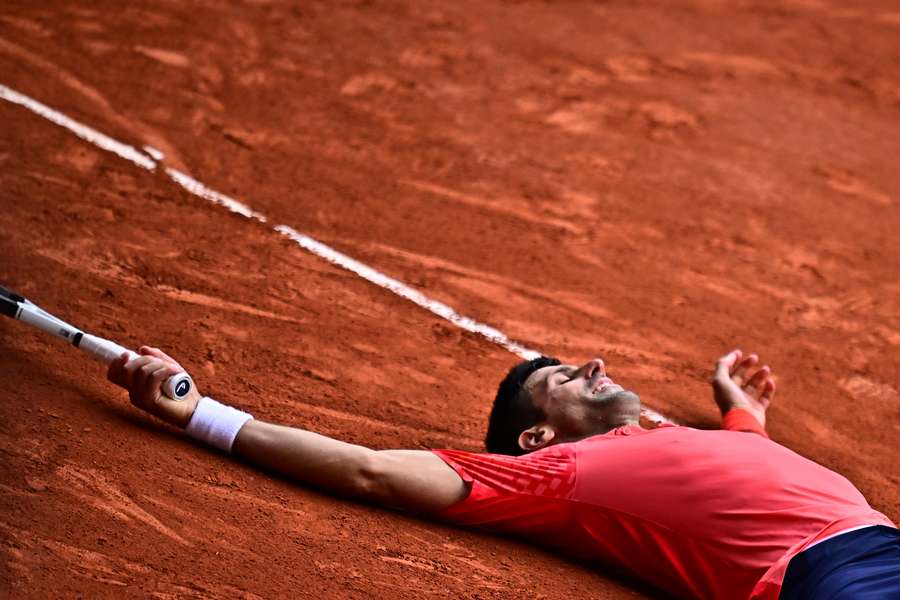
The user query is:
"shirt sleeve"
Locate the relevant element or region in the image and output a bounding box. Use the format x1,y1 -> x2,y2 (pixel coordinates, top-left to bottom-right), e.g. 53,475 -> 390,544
429,445 -> 577,536
722,407 -> 769,438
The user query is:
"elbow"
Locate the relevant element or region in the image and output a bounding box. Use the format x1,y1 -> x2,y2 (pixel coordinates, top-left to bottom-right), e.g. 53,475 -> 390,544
352,451 -> 390,501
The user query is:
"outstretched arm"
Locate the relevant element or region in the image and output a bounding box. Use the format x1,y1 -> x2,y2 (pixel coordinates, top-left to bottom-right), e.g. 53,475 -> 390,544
232,421 -> 466,512
107,347 -> 467,514
711,349 -> 776,437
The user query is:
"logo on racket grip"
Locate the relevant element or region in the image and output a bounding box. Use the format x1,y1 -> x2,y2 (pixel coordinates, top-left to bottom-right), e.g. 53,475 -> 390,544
174,378 -> 191,398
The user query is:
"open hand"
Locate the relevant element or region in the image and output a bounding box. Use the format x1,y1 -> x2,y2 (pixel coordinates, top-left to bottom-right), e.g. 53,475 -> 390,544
711,350 -> 776,428
107,346 -> 201,428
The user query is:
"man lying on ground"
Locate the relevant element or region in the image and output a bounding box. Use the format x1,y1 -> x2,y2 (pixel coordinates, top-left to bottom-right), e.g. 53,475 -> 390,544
108,347 -> 899,599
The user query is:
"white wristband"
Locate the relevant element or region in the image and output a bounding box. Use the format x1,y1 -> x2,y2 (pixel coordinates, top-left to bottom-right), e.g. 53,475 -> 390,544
185,396 -> 253,453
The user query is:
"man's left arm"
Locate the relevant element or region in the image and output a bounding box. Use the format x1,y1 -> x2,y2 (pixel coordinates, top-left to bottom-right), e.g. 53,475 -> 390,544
711,349 -> 775,438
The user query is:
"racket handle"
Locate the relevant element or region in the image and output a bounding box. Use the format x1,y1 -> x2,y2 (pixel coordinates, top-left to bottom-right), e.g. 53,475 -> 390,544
161,372 -> 194,401
78,334 -> 138,362
78,334 -> 193,401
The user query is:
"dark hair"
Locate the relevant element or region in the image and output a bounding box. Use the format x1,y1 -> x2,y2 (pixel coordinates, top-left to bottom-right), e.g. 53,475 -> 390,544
485,356 -> 561,455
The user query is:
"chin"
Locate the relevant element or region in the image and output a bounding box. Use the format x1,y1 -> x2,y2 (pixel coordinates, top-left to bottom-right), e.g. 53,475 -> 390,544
592,389 -> 640,404
616,391 -> 642,410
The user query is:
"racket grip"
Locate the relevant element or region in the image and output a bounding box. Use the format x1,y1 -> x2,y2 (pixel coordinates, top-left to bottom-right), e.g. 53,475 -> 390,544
79,333 -> 138,362
79,334 -> 193,400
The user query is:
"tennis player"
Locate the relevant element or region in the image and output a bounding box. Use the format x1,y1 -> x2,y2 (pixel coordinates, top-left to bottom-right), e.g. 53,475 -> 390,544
108,348 -> 899,599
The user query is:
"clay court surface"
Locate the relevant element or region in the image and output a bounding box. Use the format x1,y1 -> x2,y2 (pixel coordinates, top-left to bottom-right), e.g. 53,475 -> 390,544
1,0 -> 899,597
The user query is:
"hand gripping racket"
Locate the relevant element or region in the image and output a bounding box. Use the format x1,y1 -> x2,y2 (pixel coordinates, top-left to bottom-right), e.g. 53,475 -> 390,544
0,284 -> 193,400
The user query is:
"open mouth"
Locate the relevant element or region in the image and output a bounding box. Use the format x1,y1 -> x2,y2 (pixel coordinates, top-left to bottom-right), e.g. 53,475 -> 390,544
591,376 -> 623,395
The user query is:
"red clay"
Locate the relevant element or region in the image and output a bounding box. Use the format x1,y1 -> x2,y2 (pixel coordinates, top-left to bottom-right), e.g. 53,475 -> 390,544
1,1 -> 898,597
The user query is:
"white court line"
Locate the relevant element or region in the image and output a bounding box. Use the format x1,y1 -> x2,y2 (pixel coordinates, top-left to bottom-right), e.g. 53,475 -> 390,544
142,145 -> 165,161
0,84 -> 156,170
274,225 -> 542,361
0,83 -> 672,426
166,167 -> 268,222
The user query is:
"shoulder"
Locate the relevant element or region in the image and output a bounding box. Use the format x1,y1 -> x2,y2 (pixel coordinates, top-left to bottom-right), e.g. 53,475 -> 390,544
433,444 -> 576,498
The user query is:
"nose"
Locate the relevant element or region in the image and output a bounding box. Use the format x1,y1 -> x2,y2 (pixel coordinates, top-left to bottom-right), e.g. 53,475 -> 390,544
581,358 -> 605,379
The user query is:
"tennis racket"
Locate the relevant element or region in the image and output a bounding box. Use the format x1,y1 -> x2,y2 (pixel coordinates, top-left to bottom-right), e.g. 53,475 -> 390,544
0,284 -> 193,400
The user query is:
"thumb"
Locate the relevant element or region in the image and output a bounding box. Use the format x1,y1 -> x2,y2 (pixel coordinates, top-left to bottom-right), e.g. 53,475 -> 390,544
140,345 -> 184,371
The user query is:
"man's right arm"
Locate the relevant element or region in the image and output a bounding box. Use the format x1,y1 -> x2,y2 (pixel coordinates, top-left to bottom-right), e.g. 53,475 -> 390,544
232,420 -> 468,513
108,347 -> 468,515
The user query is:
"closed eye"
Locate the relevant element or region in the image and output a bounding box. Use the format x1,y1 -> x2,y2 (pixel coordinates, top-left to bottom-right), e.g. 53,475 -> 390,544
556,367 -> 576,385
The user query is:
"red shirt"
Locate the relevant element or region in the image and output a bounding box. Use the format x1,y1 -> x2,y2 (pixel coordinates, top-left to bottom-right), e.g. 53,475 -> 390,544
432,412 -> 894,599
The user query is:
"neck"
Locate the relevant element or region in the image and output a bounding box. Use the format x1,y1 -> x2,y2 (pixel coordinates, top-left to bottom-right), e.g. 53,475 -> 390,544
586,395 -> 643,435
594,413 -> 641,435
557,411 -> 642,444
610,413 -> 641,428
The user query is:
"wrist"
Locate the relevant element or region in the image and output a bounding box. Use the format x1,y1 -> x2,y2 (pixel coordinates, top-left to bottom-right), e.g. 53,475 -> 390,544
722,407 -> 768,438
184,396 -> 254,452
170,391 -> 202,429
719,400 -> 751,418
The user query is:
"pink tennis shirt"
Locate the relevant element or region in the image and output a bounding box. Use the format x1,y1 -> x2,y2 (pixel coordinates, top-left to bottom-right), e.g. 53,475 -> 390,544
432,415 -> 894,599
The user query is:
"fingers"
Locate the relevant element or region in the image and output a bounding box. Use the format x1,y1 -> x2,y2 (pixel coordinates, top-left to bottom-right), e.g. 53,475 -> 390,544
139,346 -> 184,371
127,359 -> 178,408
117,355 -> 171,391
106,352 -> 131,386
141,363 -> 178,403
760,378 -> 776,407
744,365 -> 776,406
744,365 -> 770,392
713,349 -> 773,390
731,354 -> 759,384
714,350 -> 742,381
713,350 -> 758,383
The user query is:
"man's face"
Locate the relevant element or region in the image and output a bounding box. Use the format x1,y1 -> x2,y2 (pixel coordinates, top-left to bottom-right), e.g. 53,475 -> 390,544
523,358 -> 641,442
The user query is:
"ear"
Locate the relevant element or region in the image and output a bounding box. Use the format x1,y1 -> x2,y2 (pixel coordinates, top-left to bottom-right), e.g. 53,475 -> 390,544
518,424 -> 557,453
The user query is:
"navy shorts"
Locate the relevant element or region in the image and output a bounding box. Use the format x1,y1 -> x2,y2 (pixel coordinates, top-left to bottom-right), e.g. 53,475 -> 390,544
780,525 -> 900,599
